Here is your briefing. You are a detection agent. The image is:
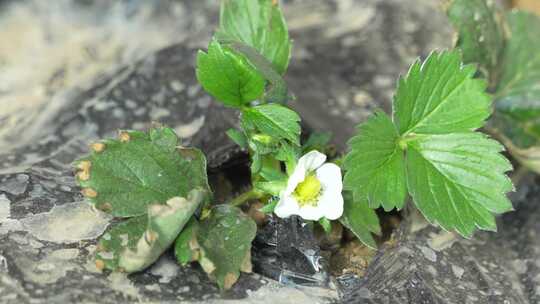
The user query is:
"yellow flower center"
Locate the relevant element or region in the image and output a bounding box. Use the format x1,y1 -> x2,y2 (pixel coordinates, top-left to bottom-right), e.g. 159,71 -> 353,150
293,174 -> 322,207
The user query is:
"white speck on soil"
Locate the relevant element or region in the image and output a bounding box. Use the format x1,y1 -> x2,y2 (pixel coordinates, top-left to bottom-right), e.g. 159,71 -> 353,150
428,231 -> 458,252
108,272 -> 141,299
175,116 -> 205,138
417,245 -> 437,262
0,194 -> 11,221
49,248 -> 80,260
150,255 -> 179,284
452,265 -> 465,279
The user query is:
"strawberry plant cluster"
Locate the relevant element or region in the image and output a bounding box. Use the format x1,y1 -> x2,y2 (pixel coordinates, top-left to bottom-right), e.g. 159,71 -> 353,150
73,0 -> 540,290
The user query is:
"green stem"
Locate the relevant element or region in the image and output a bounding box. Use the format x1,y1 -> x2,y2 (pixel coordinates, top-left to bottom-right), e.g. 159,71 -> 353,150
397,133 -> 418,150
230,189 -> 265,207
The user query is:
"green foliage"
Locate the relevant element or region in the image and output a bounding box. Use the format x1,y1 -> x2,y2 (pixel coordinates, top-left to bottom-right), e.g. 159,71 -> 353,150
95,216 -> 146,271
254,180 -> 287,196
318,217 -> 332,234
226,128 -> 248,149
343,111 -> 407,211
493,11 -> 540,144
491,11 -> 540,172
449,1 -> 540,174
340,193 -> 381,249
447,0 -> 505,79
302,132 -> 332,154
407,133 -> 513,235
217,0 -> 292,75
95,189 -> 206,272
197,205 -> 257,290
75,127 -> 209,218
344,51 -> 513,237
196,40 -> 265,108
227,42 -> 290,104
241,104 -> 301,175
242,103 -> 301,145
495,11 -> 540,104
394,51 -> 491,135
174,218 -> 200,266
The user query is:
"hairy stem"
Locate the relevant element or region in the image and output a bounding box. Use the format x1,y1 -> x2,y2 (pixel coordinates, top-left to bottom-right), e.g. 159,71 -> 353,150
230,189 -> 265,207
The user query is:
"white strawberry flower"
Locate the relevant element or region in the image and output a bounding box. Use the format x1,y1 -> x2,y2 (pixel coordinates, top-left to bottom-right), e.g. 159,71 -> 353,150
274,150 -> 344,221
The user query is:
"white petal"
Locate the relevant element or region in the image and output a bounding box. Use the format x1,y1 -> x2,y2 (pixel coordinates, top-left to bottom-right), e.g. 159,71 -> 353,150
284,163 -> 306,195
316,163 -> 343,193
298,150 -> 326,172
297,205 -> 325,221
317,189 -> 344,220
274,194 -> 301,218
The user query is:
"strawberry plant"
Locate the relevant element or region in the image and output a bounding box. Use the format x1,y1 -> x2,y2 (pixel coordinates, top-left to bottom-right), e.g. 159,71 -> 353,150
73,0 -> 540,290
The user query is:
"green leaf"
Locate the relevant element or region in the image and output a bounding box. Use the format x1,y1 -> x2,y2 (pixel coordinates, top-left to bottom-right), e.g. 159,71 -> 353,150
250,152 -> 263,174
149,126 -> 179,152
495,11 -> 540,104
302,132 -> 332,154
254,180 -> 287,196
227,42 -> 290,104
344,51 -> 514,237
96,189 -> 206,272
394,51 -> 491,135
490,12 -> 540,173
174,218 -> 200,266
218,0 -> 292,75
489,112 -> 540,150
242,103 -> 301,145
407,133 -> 513,236
95,216 -> 146,271
339,193 -> 381,249
75,127 -> 210,217
318,218 -> 332,234
226,128 -> 248,149
343,111 -> 407,211
197,205 -> 257,290
196,40 -> 265,108
259,165 -> 287,182
275,143 -> 300,175
489,113 -> 540,173
447,0 -> 505,79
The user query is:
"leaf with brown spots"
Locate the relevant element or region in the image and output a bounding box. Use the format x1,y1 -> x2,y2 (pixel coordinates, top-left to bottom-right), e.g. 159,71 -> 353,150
75,126 -> 210,217
197,205 -> 257,290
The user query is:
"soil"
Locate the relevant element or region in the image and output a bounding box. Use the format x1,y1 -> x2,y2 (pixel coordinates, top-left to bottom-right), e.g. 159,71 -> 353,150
329,240 -> 376,277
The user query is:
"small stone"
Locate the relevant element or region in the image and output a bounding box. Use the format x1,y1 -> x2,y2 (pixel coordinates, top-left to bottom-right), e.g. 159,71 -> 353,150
417,245 -> 437,262
353,91 -> 372,107
452,265 -> 465,279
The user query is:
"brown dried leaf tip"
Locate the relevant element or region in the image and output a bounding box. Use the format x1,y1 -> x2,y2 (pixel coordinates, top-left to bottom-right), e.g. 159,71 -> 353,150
76,160 -> 92,181
81,188 -> 98,198
223,272 -> 239,290
97,202 -> 113,213
145,230 -> 159,243
77,170 -> 90,181
119,131 -> 131,143
91,142 -> 106,153
95,259 -> 105,271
